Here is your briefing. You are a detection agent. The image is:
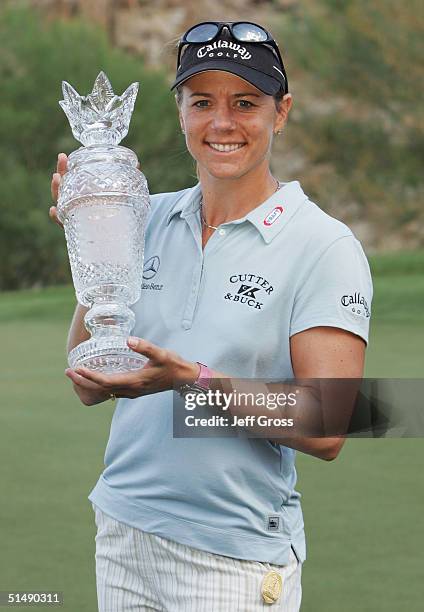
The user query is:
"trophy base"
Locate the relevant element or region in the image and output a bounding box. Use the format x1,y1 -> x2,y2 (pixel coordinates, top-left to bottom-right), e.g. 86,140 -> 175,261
68,337 -> 147,373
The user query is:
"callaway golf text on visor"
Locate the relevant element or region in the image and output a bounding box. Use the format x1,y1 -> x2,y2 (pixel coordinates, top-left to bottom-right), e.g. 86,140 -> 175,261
171,22 -> 289,96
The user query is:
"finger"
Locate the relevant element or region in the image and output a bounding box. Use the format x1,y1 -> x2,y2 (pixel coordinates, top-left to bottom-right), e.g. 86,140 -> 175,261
65,368 -> 104,391
73,367 -> 137,389
51,172 -> 61,202
56,152 -> 68,176
49,205 -> 64,229
127,336 -> 164,361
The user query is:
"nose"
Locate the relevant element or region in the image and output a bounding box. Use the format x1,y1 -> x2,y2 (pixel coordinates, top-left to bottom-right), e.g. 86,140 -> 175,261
211,102 -> 236,131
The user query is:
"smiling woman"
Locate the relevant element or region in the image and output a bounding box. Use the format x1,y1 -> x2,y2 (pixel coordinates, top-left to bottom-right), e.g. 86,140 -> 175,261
50,19 -> 373,612
174,70 -> 291,249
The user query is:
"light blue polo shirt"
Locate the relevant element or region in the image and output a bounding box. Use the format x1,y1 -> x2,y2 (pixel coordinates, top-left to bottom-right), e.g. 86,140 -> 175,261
88,180 -> 373,564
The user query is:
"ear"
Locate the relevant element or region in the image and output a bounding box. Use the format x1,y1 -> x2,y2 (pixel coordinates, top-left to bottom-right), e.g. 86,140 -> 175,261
175,93 -> 186,133
274,93 -> 293,133
179,114 -> 185,134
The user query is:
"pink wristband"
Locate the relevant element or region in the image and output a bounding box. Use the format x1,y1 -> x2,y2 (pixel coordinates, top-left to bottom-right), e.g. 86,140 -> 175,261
195,362 -> 213,390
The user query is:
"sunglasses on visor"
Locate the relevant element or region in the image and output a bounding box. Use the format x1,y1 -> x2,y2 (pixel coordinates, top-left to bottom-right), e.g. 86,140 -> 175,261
176,21 -> 288,94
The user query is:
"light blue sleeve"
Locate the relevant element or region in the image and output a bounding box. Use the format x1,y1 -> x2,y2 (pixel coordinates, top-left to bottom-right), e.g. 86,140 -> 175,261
289,235 -> 373,344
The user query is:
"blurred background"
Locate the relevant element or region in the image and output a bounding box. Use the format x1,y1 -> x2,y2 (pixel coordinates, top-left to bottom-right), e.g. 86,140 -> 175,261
0,1 -> 423,610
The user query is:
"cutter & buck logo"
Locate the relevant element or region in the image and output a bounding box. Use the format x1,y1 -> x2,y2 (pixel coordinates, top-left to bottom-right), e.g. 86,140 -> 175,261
224,273 -> 274,310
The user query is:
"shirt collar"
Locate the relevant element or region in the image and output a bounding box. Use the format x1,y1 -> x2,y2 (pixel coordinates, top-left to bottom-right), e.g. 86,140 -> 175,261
166,183 -> 202,225
166,180 -> 308,243
245,181 -> 308,244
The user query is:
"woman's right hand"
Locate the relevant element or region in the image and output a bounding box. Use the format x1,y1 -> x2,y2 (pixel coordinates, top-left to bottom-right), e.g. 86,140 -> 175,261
65,368 -> 111,406
49,152 -> 68,229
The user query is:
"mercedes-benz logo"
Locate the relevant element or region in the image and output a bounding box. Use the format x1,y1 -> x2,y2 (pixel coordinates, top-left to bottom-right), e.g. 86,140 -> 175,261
143,255 -> 160,280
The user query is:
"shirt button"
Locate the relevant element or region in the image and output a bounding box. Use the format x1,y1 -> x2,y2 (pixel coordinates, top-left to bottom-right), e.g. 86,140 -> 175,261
218,228 -> 226,236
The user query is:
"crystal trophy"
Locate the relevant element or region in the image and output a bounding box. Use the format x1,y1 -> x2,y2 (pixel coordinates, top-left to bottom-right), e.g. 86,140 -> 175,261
57,72 -> 150,373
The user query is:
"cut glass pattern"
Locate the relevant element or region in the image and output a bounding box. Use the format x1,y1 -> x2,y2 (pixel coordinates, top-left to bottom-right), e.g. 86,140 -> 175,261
57,72 -> 150,373
59,71 -> 139,146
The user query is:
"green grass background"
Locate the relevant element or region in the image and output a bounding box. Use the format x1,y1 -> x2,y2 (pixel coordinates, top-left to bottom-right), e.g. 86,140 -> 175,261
0,251 -> 423,611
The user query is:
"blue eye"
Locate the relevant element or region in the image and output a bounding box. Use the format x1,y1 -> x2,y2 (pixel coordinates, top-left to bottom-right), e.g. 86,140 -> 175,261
237,100 -> 254,108
194,100 -> 209,107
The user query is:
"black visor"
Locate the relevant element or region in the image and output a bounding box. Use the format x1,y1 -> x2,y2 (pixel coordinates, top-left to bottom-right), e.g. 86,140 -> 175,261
170,29 -> 287,96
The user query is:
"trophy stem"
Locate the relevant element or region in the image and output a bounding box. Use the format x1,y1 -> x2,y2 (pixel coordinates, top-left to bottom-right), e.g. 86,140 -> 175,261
67,301 -> 147,373
84,301 -> 135,338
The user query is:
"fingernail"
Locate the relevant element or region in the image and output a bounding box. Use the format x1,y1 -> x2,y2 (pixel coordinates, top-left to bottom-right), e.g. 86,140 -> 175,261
127,336 -> 138,348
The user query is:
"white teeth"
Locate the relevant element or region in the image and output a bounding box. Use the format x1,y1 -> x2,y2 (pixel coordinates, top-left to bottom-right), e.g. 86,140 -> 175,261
208,143 -> 245,152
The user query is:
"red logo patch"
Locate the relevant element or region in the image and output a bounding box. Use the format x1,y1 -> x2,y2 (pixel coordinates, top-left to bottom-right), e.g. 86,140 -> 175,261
263,205 -> 284,226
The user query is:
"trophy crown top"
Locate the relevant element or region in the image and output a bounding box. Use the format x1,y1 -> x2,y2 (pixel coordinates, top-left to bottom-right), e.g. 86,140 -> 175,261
59,71 -> 139,146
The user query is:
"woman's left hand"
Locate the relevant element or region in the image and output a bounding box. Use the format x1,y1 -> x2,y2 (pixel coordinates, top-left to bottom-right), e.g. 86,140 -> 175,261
65,336 -> 200,400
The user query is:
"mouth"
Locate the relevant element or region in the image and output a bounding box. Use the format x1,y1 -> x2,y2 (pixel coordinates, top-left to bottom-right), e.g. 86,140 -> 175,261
205,142 -> 247,153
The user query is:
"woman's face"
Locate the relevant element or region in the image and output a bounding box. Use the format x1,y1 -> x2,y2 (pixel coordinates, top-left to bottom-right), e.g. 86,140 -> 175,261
177,71 -> 291,181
